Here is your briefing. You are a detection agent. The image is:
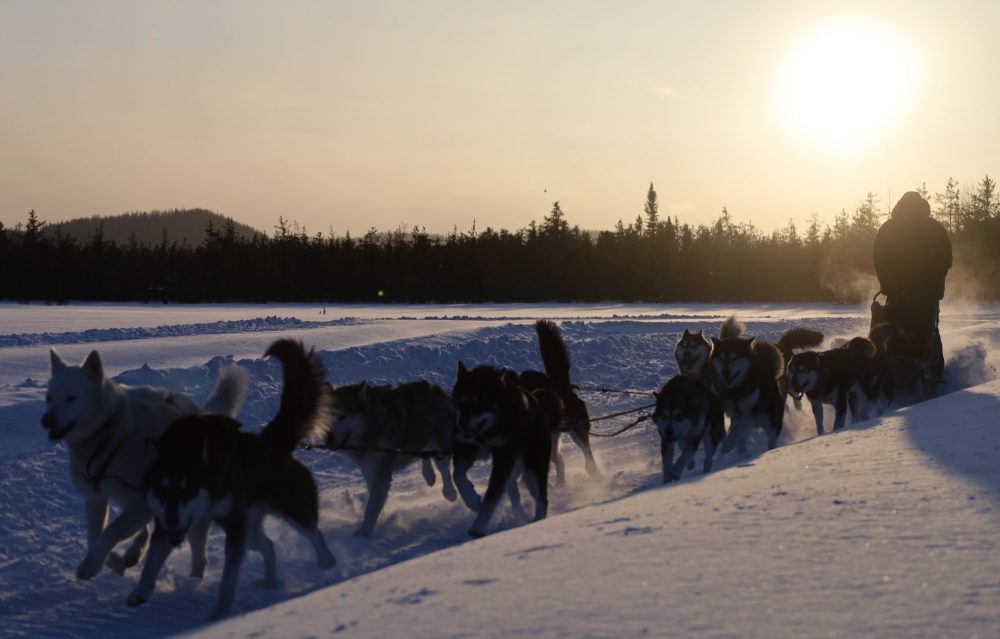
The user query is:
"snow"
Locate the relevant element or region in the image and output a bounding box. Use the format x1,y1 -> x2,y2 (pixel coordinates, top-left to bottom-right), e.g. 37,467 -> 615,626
1,302 -> 998,638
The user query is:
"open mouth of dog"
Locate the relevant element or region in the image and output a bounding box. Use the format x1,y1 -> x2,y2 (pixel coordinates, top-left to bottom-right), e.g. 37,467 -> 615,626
46,421 -> 77,441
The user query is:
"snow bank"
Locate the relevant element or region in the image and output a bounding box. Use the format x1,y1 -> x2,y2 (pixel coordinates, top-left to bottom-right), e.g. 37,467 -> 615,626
191,379 -> 1000,639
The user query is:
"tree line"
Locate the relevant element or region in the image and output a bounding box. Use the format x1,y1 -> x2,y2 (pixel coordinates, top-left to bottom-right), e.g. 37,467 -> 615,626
2,176 -> 998,304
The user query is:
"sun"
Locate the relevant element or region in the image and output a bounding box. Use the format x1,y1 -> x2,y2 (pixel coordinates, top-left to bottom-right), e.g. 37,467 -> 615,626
777,20 -> 917,153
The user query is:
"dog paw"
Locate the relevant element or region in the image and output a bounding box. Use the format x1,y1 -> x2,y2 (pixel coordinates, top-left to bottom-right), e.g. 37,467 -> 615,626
105,552 -> 127,576
208,608 -> 229,622
190,563 -> 206,580
125,591 -> 147,608
76,554 -> 102,580
256,577 -> 281,589
442,486 -> 458,502
317,552 -> 337,570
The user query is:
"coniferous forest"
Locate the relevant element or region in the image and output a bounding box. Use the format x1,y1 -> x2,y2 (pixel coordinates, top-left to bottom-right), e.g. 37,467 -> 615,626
2,178 -> 999,304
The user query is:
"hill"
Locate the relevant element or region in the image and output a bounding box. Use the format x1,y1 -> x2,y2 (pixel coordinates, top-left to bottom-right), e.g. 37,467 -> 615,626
42,209 -> 263,246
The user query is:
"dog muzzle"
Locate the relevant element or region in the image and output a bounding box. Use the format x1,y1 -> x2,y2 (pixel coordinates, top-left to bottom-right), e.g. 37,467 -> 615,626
42,414 -> 77,441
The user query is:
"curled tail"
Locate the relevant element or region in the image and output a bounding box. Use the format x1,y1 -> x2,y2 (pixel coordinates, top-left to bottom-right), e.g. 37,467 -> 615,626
777,327 -> 825,362
261,339 -> 332,456
720,316 -> 745,340
845,336 -> 877,360
753,340 -> 785,380
202,365 -> 248,418
534,320 -> 572,390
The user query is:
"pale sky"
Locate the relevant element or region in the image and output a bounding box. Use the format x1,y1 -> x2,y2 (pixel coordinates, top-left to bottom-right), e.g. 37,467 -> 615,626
1,1 -> 997,236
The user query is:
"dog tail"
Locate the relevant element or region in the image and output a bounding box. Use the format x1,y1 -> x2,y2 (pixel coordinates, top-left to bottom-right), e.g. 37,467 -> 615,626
261,339 -> 332,456
776,327 -> 825,362
720,316 -> 745,340
752,340 -> 785,380
535,320 -> 572,390
202,365 -> 249,418
845,336 -> 877,360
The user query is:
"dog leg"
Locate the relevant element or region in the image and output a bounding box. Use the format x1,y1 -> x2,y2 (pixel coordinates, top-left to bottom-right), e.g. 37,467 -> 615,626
356,457 -> 393,537
421,458 -> 436,487
434,457 -> 458,502
469,452 -> 515,537
832,389 -> 848,431
126,525 -> 173,608
282,511 -> 337,570
304,527 -> 337,570
83,497 -> 109,550
660,439 -> 675,484
108,525 -> 150,575
78,501 -> 152,580
702,429 -> 717,474
522,467 -> 548,522
671,442 -> 697,482
452,447 -> 481,512
809,397 -> 824,435
209,521 -> 248,622
247,513 -> 277,588
188,517 -> 210,579
568,428 -> 600,478
506,471 -> 528,520
549,432 -> 566,487
721,418 -> 749,455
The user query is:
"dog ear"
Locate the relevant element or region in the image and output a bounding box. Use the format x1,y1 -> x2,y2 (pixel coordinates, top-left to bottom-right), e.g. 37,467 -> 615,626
50,349 -> 66,372
710,337 -> 721,348
456,361 -> 468,380
695,330 -> 703,337
357,381 -> 370,406
652,389 -> 660,399
681,329 -> 690,337
82,350 -> 103,379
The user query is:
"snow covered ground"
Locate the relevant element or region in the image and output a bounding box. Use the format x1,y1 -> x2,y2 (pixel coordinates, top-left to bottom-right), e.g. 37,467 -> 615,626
1,302 -> 998,638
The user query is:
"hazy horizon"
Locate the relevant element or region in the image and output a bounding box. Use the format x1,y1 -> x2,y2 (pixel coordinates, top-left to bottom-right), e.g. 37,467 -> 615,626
2,1 -> 997,235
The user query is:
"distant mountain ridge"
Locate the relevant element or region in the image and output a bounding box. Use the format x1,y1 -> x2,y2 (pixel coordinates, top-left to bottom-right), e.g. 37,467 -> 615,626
43,209 -> 263,246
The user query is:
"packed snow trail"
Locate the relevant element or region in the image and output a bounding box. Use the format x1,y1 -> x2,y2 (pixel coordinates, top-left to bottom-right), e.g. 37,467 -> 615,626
192,380 -> 1000,639
0,304 -> 997,638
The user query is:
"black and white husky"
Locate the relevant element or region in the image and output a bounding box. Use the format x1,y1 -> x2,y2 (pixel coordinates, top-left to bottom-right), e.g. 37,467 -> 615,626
652,375 -> 725,483
786,337 -> 876,435
674,329 -> 713,382
128,339 -> 336,621
326,380 -> 459,537
710,327 -> 786,454
451,362 -> 560,537
42,349 -> 246,580
515,320 -> 599,484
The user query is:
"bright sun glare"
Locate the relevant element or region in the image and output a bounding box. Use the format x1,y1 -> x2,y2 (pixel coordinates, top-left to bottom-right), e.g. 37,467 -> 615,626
778,20 -> 917,153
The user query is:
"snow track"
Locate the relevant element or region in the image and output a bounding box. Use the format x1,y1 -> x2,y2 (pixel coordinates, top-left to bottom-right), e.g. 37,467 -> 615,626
0,304 -> 997,638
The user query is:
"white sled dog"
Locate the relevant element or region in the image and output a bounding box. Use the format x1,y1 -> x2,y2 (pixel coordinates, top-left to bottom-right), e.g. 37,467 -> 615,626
42,349 -> 246,580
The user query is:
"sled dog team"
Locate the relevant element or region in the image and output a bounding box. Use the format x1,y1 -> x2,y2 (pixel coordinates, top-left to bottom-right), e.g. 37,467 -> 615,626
42,318 -> 927,619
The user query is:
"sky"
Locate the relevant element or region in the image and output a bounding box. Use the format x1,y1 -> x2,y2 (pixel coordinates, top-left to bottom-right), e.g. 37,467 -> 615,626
1,0 -> 998,236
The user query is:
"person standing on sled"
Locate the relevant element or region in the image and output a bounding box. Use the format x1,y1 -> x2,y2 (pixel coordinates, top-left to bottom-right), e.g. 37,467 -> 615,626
872,190 -> 952,391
